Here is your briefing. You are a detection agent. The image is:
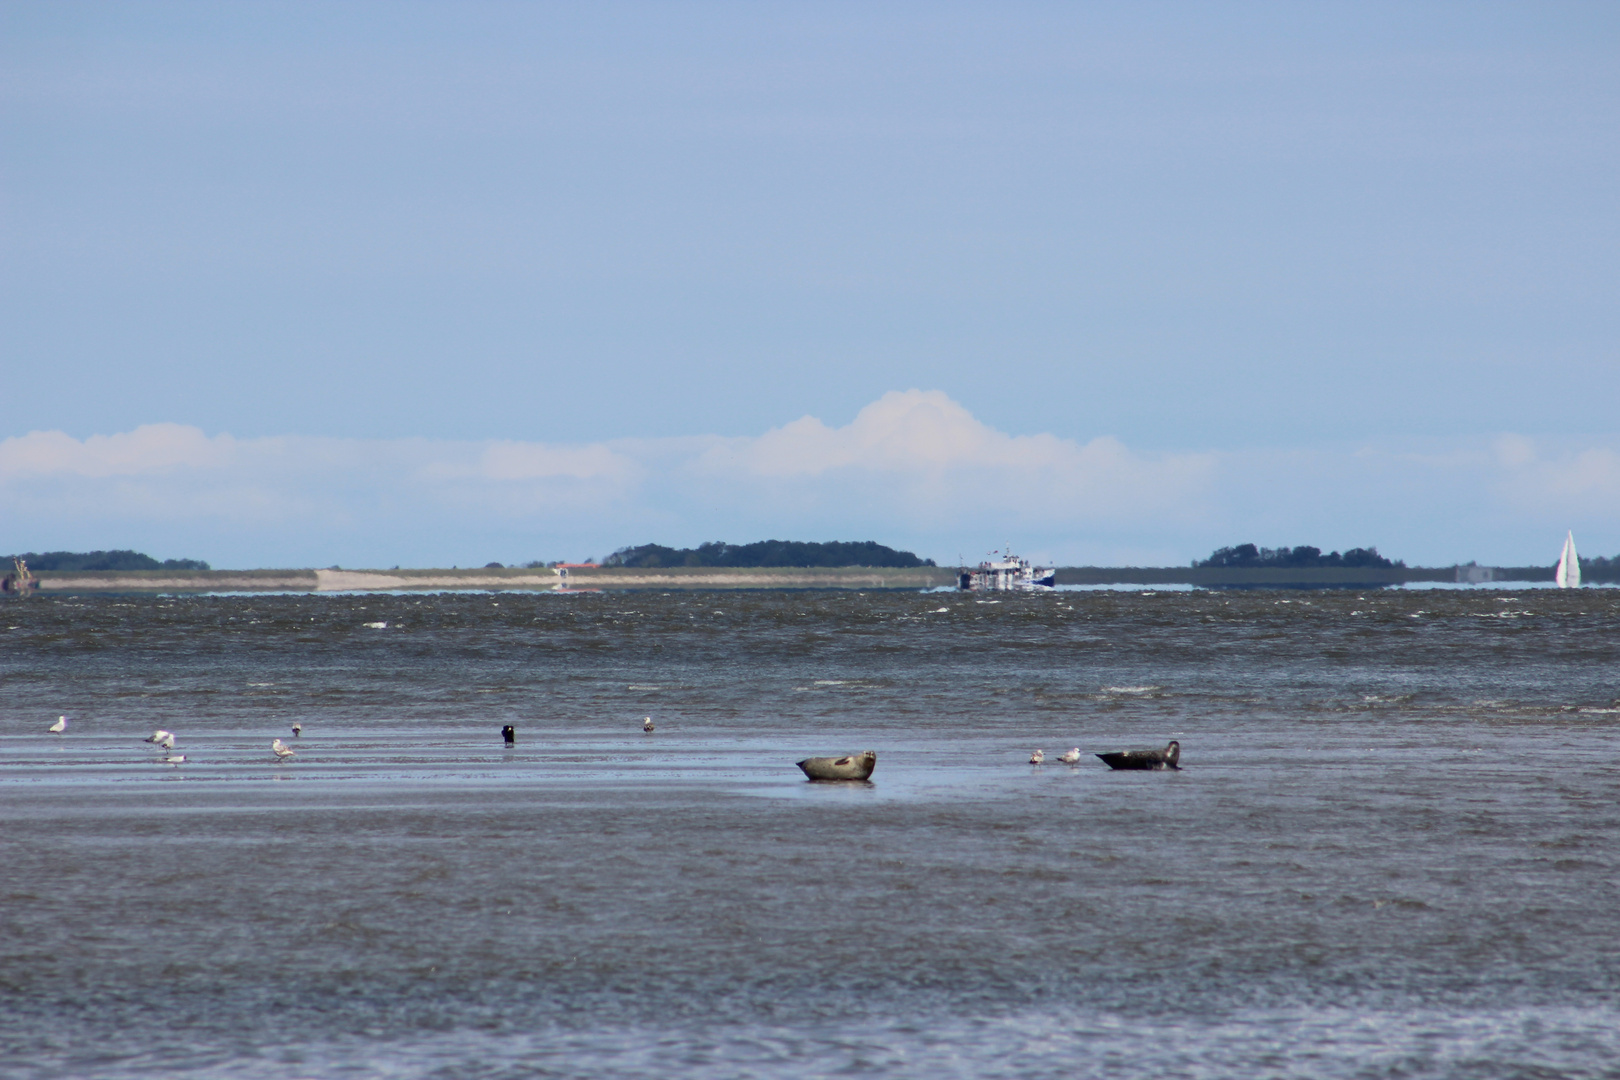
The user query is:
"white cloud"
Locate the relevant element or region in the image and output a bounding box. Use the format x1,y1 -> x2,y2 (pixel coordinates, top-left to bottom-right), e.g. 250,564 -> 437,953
694,389 -> 1214,527
706,390 -> 1140,475
476,442 -> 639,483
1202,434 -> 1620,565
1489,436 -> 1620,507
2,397 -> 1617,567
715,390 -> 1056,474
0,423 -> 236,478
0,391 -> 1208,527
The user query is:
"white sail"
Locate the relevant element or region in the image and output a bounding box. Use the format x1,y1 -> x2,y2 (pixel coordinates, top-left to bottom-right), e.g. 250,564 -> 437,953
1555,530 -> 1580,588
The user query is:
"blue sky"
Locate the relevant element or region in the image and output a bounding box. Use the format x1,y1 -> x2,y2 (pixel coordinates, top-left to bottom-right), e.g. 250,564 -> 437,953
3,2 -> 1616,568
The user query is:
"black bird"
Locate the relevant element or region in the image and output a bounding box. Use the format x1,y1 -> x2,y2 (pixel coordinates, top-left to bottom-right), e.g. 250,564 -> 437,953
1096,740 -> 1180,770
502,725 -> 516,745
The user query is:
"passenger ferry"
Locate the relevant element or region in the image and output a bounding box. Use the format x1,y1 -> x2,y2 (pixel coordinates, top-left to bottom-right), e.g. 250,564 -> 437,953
958,551 -> 1056,592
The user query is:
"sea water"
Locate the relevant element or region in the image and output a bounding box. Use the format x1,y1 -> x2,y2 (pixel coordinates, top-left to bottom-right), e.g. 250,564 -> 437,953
1,587 -> 1617,1079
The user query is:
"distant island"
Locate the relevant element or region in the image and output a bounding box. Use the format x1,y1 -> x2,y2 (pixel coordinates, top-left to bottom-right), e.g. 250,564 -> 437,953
603,540 -> 935,569
1195,544 -> 1402,570
4,550 -> 211,572
1583,553 -> 1618,575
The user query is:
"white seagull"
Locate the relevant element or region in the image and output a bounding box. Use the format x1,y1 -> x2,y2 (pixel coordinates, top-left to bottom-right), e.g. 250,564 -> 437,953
163,754 -> 187,766
643,716 -> 655,733
48,716 -> 67,734
1058,747 -> 1081,765
145,729 -> 173,746
1029,749 -> 1045,765
271,738 -> 297,761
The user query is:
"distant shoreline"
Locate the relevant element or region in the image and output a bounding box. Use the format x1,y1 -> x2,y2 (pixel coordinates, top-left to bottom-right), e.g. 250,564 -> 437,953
7,563 -> 1595,593
17,565 -> 952,593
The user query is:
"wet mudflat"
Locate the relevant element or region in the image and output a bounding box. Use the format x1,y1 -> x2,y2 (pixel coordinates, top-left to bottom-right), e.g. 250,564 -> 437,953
2,587 -> 1617,1078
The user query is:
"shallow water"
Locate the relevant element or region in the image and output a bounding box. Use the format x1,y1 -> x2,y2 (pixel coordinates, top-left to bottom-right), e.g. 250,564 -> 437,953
2,588 -> 1618,1078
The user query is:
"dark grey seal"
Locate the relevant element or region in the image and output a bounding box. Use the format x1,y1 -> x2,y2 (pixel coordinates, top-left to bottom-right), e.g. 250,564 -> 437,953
796,750 -> 877,781
1096,740 -> 1180,770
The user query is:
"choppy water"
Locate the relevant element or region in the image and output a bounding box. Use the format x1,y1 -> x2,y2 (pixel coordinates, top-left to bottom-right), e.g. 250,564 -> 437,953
2,587 -> 1618,1079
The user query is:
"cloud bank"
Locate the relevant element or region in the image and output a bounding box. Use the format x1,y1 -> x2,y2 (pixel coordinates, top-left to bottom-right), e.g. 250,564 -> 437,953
1,391 -> 1615,569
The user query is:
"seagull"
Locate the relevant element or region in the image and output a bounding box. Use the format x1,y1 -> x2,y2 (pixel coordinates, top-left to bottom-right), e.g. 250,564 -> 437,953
144,729 -> 173,745
1029,749 -> 1044,764
291,723 -> 302,737
1058,747 -> 1081,765
163,754 -> 187,766
157,733 -> 176,751
643,716 -> 655,733
48,716 -> 66,734
271,738 -> 296,761
501,724 -> 516,744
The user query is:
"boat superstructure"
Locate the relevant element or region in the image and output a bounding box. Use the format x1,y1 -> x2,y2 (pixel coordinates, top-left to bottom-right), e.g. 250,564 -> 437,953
958,551 -> 1056,592
2,557 -> 37,595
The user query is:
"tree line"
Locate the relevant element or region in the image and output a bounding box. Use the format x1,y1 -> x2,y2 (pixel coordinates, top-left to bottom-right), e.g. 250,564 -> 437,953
3,550 -> 211,571
1195,544 -> 1401,569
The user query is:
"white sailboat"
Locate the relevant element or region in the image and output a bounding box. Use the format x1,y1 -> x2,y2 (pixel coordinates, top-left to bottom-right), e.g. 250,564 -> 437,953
1555,530 -> 1581,588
